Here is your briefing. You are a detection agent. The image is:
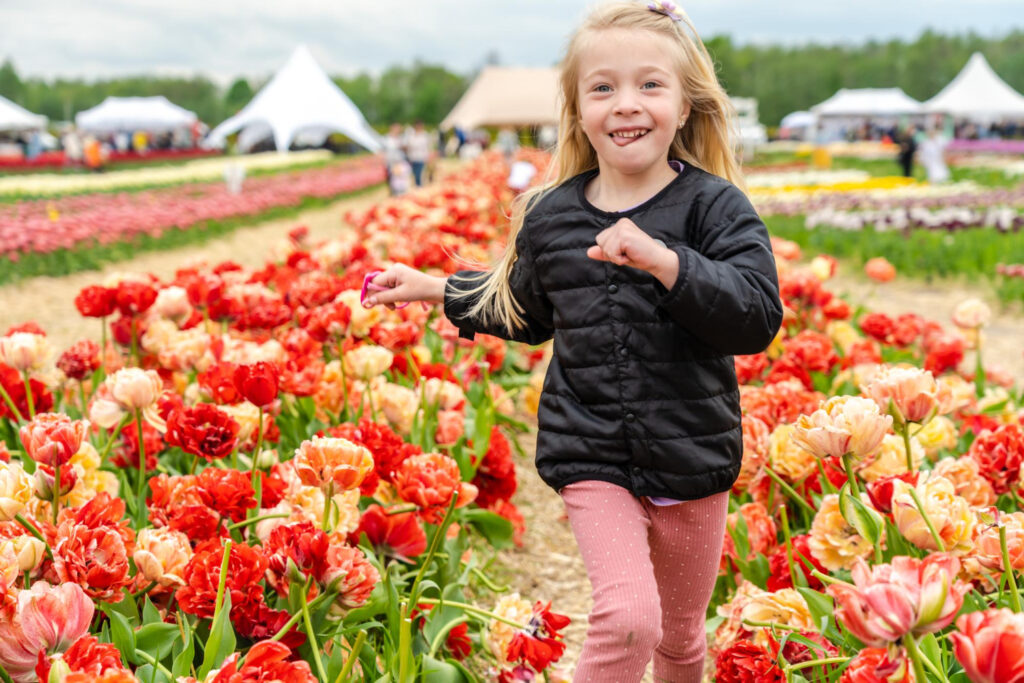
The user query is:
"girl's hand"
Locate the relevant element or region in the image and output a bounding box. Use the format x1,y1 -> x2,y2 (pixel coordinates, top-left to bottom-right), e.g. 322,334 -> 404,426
363,264 -> 447,310
587,218 -> 679,287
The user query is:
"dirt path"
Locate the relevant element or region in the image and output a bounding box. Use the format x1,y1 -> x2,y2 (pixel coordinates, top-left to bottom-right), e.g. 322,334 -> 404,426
828,271 -> 1024,382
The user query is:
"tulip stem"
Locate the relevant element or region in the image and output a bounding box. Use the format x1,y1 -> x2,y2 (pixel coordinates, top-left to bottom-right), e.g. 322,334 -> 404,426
0,663 -> 15,683
415,597 -> 528,630
0,381 -> 24,422
322,481 -> 334,532
227,512 -> 290,531
133,648 -> 175,680
902,634 -> 930,683
907,486 -> 946,552
1000,525 -> 1022,612
135,409 -> 148,527
131,580 -> 158,600
785,656 -> 849,672
809,568 -> 845,586
337,629 -> 367,682
78,383 -> 88,417
365,379 -> 378,422
250,405 -> 264,489
841,453 -> 860,498
52,461 -> 60,525
98,414 -> 129,470
300,576 -> 328,683
779,506 -> 801,590
266,591 -> 333,645
13,514 -> 52,560
21,371 -> 35,419
815,458 -> 837,495
762,466 -> 816,518
901,426 -> 915,473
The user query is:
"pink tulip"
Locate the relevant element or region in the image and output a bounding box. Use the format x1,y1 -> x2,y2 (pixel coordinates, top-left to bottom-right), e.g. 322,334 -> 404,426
828,554 -> 970,647
950,608 -> 1024,683
0,581 -> 94,682
861,366 -> 940,426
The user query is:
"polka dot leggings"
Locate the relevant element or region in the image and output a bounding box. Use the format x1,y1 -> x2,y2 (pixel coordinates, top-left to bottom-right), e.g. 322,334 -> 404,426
560,480 -> 729,683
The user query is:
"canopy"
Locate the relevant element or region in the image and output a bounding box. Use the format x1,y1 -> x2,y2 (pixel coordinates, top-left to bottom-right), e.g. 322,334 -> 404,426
76,96 -> 197,132
205,45 -> 380,153
924,52 -> 1024,119
0,94 -> 47,131
780,111 -> 817,129
440,66 -> 560,131
811,88 -> 922,117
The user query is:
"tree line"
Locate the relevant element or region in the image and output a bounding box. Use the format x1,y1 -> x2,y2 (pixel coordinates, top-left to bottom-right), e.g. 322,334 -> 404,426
1,30 -> 1022,130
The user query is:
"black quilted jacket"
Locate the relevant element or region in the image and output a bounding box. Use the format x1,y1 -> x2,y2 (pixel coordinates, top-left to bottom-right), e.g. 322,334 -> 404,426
443,164 -> 783,500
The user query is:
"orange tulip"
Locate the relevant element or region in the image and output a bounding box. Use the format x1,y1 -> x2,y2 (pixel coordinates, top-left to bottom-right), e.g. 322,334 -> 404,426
293,436 -> 374,492
864,257 -> 896,283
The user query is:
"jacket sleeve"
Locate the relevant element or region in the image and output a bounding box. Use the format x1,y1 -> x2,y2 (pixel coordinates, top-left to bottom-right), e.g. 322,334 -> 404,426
656,185 -> 783,355
443,227 -> 554,346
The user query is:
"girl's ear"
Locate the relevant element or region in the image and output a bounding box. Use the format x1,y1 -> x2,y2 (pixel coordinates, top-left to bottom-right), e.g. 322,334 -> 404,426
678,101 -> 692,129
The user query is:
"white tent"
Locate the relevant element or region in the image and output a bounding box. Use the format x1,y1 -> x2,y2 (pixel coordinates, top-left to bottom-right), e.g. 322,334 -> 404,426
76,96 -> 197,132
811,88 -> 922,117
205,46 -> 380,153
924,53 -> 1024,120
0,94 -> 47,131
440,66 -> 561,131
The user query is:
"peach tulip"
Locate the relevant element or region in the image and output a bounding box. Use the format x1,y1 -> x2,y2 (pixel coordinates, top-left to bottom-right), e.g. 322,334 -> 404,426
133,527 -> 193,587
293,436 -> 374,492
828,554 -> 970,647
972,510 -> 1024,571
950,609 -> 1024,683
808,494 -> 876,571
0,581 -> 94,682
0,461 -> 33,522
791,395 -> 892,462
861,366 -> 940,426
107,367 -> 162,411
864,257 -> 896,283
0,332 -> 53,376
891,473 -> 974,554
951,298 -> 991,330
343,345 -> 394,382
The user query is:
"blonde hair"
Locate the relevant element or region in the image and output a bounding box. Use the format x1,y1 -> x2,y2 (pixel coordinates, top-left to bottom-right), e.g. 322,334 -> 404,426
452,1 -> 743,335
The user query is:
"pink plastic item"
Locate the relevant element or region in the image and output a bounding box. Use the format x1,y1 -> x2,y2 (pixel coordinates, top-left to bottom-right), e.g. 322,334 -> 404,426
360,270 -> 429,310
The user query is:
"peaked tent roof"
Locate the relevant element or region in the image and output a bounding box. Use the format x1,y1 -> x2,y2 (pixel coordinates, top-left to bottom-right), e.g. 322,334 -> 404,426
811,88 -> 922,116
924,52 -> 1024,118
440,66 -> 560,131
76,96 -> 197,132
206,46 -> 380,152
0,94 -> 47,131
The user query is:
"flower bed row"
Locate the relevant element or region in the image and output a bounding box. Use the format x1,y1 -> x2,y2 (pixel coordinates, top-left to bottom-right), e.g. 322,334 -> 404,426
0,150 -> 336,200
0,158 -> 386,286
0,152 -> 571,682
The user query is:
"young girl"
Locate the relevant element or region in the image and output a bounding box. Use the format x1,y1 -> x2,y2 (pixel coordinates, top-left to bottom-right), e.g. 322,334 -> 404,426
364,2 -> 783,680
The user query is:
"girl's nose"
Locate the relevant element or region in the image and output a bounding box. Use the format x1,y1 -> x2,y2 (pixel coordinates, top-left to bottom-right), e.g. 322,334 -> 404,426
612,93 -> 642,116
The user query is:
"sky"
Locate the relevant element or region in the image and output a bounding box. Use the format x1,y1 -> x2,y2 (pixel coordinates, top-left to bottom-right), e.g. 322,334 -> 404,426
3,0 -> 1022,85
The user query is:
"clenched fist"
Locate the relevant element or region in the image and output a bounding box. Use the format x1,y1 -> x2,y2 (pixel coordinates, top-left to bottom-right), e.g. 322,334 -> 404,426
587,218 -> 679,287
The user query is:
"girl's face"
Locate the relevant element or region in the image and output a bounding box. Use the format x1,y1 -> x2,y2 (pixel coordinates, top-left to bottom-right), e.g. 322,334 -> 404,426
577,28 -> 689,177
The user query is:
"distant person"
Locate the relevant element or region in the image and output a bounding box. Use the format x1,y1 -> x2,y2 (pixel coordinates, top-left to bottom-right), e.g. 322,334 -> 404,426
62,128 -> 83,166
896,124 -> 917,178
404,121 -> 432,187
919,128 -> 950,183
133,130 -> 149,155
388,159 -> 413,196
496,126 -> 519,161
381,124 -> 407,196
83,135 -> 105,172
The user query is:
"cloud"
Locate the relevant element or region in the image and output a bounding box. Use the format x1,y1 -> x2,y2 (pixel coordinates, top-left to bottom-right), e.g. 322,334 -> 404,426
1,0 -> 1020,85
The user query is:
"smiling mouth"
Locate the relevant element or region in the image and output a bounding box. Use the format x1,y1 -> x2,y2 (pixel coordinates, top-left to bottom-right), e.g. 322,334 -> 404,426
610,129 -> 649,141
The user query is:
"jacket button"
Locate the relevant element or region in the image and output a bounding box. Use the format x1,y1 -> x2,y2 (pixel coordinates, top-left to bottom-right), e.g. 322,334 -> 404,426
618,347 -> 628,357
625,413 -> 636,423
632,466 -> 642,476
607,283 -> 618,294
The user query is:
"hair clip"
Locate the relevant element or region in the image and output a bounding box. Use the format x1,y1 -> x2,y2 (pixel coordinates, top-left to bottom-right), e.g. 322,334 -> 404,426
646,0 -> 682,21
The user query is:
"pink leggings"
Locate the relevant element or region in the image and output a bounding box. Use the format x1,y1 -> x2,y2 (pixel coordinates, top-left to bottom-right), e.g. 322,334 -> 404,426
560,480 -> 729,683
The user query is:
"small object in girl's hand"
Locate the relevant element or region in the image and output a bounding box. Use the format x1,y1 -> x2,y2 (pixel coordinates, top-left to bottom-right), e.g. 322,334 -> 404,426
361,270 -> 409,309
359,270 -> 429,310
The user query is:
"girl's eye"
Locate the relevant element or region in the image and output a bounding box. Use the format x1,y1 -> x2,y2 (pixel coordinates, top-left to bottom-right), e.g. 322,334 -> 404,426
642,81 -> 659,90
594,84 -> 611,93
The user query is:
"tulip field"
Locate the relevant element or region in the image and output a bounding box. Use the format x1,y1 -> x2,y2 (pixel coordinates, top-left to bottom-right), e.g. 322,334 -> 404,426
0,148 -> 1023,683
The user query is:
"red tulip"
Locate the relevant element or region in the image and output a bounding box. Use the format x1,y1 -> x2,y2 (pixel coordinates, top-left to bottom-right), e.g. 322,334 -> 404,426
19,413 -> 89,467
233,361 -> 280,407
